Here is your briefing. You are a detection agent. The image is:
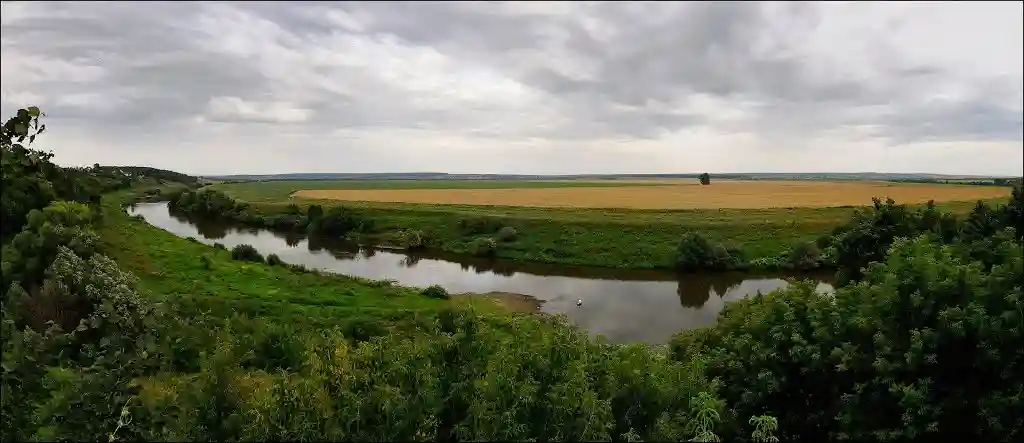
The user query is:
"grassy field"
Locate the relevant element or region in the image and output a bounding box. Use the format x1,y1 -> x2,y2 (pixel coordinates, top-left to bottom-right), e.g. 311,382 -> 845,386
293,180 -> 1011,210
201,179 -> 1008,270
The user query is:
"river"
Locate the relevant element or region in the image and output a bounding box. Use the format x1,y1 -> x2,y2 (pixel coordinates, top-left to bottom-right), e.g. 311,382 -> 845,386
127,202 -> 835,344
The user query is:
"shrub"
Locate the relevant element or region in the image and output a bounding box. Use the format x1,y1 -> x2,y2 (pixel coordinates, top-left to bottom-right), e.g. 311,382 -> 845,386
340,317 -> 389,343
402,229 -> 428,250
721,241 -> 747,265
230,244 -> 264,263
308,207 -> 371,236
306,204 -> 324,220
786,241 -> 822,270
457,217 -> 503,235
421,284 -> 450,300
266,254 -> 284,266
820,246 -> 838,267
213,242 -> 226,250
496,226 -> 518,242
467,237 -> 497,257
674,231 -> 741,270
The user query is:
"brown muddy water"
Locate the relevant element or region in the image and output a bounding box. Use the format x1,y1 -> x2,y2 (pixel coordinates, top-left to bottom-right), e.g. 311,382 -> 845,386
127,203 -> 835,344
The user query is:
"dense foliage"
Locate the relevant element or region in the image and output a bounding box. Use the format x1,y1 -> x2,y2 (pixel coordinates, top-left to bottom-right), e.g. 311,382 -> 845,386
4,106 -> 1022,441
828,197 -> 1021,283
96,165 -> 201,186
168,189 -> 375,237
674,231 -> 744,271
672,196 -> 1024,441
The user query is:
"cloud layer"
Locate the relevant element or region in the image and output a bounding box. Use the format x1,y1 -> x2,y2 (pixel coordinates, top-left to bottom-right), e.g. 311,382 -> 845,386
2,1 -> 1021,175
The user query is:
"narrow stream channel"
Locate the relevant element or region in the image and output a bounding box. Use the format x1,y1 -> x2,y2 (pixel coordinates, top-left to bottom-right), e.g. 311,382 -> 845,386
128,202 -> 835,344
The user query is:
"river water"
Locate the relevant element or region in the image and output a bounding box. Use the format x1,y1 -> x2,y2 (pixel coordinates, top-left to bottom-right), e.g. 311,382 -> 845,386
127,203 -> 835,344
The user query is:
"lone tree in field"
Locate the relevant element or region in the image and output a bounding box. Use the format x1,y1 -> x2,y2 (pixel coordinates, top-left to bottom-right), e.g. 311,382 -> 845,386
699,172 -> 711,185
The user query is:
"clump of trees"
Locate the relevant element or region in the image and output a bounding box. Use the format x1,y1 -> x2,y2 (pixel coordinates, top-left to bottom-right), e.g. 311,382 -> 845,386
674,231 -> 745,271
826,197 -> 1020,283
168,190 -> 374,237
670,188 -> 1024,442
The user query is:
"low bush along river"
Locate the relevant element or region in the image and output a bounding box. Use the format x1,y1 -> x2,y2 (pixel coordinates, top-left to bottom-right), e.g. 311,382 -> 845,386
129,202 -> 835,344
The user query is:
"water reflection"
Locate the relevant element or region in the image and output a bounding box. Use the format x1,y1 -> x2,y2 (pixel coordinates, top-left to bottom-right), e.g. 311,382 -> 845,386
129,203 -> 835,344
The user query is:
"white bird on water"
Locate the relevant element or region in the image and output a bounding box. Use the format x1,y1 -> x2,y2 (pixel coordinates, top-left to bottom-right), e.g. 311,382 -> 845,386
576,299 -> 583,307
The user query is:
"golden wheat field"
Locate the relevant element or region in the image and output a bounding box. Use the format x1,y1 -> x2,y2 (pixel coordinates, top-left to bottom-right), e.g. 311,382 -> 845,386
291,180 -> 1011,210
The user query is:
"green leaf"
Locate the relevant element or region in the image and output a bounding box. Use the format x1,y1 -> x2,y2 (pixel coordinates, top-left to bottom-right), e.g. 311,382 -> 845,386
27,106 -> 41,117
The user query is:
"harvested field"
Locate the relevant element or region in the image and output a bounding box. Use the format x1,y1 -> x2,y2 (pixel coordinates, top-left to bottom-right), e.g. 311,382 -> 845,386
292,180 -> 1011,210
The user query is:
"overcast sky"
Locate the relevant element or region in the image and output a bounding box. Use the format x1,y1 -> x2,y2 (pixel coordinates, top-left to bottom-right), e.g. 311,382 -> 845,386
1,1 -> 1022,176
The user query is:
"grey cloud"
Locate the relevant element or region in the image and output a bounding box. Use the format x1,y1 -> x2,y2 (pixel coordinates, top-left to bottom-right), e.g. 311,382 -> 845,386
0,1 -> 1021,174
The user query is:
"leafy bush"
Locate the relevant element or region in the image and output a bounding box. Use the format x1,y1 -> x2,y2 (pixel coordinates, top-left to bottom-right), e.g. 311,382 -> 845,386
306,204 -> 324,220
831,198 -> 957,283
673,231 -> 743,271
495,226 -> 517,242
467,237 -> 497,257
307,207 -> 371,236
230,244 -> 264,263
340,317 -> 389,343
421,284 -> 450,300
457,217 -> 504,235
266,254 -> 284,266
2,201 -> 100,295
786,240 -> 821,270
213,242 -> 226,250
401,229 -> 428,250
820,245 -> 838,266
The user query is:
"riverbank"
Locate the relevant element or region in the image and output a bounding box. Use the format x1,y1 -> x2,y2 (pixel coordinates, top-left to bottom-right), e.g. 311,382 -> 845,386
104,188 -> 540,335
127,199 -> 837,343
